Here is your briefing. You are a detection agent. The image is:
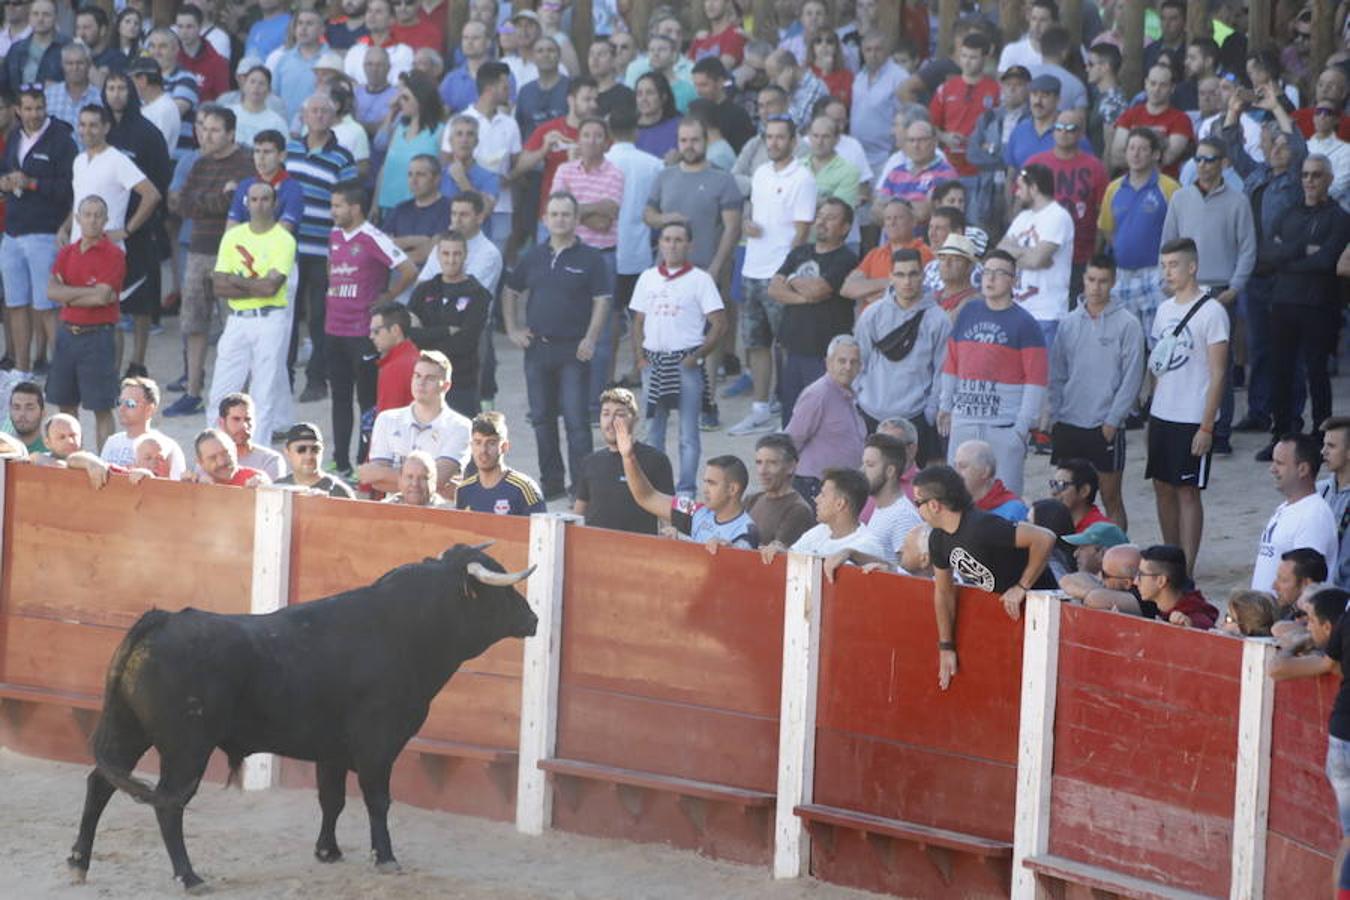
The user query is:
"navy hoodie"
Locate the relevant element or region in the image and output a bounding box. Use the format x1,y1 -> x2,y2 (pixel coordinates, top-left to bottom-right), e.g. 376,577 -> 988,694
1,116 -> 76,236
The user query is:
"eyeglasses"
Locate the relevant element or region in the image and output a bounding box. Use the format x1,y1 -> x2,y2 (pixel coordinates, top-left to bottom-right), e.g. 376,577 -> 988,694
1053,123 -> 1079,132
117,398 -> 140,409
1136,570 -> 1163,580
983,267 -> 1016,279
1194,154 -> 1222,164
291,443 -> 322,455
1047,479 -> 1072,491
912,493 -> 933,507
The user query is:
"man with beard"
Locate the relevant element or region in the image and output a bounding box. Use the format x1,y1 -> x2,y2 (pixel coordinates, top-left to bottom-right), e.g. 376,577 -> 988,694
103,71 -> 171,378
188,426 -> 269,486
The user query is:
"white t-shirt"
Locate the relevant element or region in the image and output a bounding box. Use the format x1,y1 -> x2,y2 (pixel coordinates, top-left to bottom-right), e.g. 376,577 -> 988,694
791,522 -> 889,560
865,496 -> 923,565
458,106 -> 523,214
100,429 -> 188,480
998,37 -> 1042,73
629,266 -> 724,352
333,116 -> 371,163
241,445 -> 288,481
1149,294 -> 1230,424
1251,493 -> 1341,592
1007,201 -> 1074,323
743,158 -> 817,279
369,403 -> 471,470
140,94 -> 181,156
72,145 -> 147,245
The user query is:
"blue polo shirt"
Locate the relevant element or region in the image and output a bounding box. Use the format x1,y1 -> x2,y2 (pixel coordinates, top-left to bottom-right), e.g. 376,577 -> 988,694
504,239 -> 610,340
441,163 -> 499,205
227,174 -> 306,232
1098,171 -> 1180,270
439,66 -> 478,113
1003,118 -> 1092,170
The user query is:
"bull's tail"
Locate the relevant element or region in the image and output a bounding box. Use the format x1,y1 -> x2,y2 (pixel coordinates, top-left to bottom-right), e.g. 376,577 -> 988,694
92,610 -> 196,809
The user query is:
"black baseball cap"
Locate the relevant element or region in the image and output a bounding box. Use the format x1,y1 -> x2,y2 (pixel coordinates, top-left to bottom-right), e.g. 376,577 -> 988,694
284,422 -> 323,446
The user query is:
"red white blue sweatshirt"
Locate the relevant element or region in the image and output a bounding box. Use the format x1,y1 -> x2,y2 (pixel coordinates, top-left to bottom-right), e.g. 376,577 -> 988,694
939,300 -> 1048,435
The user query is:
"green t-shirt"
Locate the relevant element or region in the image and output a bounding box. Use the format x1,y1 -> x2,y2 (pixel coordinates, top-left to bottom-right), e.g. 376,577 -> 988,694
1,417 -> 45,453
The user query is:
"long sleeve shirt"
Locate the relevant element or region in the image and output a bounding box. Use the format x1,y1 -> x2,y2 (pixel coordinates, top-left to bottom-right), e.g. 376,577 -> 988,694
785,374 -> 868,480
1048,302 -> 1145,430
181,144 -> 255,254
1159,179 -> 1256,292
1269,200 -> 1350,308
939,300 -> 1047,434
1223,118 -> 1307,270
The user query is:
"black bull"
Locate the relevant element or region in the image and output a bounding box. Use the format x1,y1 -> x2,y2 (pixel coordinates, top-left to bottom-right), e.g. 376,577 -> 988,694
67,543 -> 538,890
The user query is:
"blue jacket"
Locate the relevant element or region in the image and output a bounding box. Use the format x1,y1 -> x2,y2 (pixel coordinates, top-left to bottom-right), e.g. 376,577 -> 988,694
1,33 -> 68,93
1222,117 -> 1307,271
1,117 -> 76,236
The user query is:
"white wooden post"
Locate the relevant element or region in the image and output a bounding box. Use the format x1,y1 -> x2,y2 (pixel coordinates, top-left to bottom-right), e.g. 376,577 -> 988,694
773,552 -> 823,879
1011,591 -> 1063,900
243,486 -> 293,790
1230,639 -> 1277,900
515,513 -> 574,835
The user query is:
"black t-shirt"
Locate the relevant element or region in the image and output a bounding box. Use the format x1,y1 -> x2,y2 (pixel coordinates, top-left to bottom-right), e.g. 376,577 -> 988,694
929,508 -> 1057,594
598,82 -> 636,117
575,442 -> 675,535
407,276 -> 493,390
715,97 -> 756,153
1328,617 -> 1350,740
775,243 -> 858,357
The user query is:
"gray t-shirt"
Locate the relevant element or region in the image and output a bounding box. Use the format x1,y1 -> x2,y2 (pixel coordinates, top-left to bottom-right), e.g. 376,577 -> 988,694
646,165 -> 742,270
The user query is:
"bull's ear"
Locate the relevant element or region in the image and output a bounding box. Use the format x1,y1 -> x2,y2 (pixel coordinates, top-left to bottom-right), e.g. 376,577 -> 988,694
443,542 -> 494,562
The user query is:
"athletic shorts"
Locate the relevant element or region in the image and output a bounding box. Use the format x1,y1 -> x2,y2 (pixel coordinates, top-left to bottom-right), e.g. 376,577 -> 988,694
739,276 -> 784,350
1052,422 -> 1126,473
1144,416 -> 1212,489
119,228 -> 163,317
45,325 -> 118,411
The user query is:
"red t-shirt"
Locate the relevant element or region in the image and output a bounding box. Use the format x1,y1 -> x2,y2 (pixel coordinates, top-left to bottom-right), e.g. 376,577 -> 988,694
54,238 -> 126,326
929,75 -> 1001,175
1074,506 -> 1111,532
688,24 -> 747,65
1025,148 -> 1108,264
377,338 -> 418,412
1292,107 -> 1350,141
523,116 -> 579,219
178,42 -> 230,102
1113,104 -> 1194,177
392,18 -> 442,51
222,466 -> 266,487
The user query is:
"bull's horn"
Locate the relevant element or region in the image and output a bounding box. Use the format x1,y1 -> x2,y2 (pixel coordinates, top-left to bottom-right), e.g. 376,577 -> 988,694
467,562 -> 535,586
466,541 -> 495,552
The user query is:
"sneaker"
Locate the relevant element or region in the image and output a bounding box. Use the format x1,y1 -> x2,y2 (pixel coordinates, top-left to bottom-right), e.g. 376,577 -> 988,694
721,372 -> 753,398
769,397 -> 782,417
299,381 -> 328,403
727,408 -> 774,436
149,323 -> 165,336
123,362 -> 149,379
325,460 -> 354,478
1211,437 -> 1233,455
721,355 -> 743,377
0,355 -> 13,370
1254,441 -> 1275,462
700,408 -> 721,431
162,394 -> 203,417
1030,429 -> 1053,455
31,359 -> 48,376
166,374 -> 189,393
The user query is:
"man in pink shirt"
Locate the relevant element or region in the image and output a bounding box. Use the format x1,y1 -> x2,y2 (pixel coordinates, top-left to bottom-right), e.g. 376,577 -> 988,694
325,182 -> 417,476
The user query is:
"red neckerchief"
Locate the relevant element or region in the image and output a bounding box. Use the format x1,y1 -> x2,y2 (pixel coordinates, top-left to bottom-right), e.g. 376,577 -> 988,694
264,168 -> 289,186
359,33 -> 396,47
658,263 -> 694,280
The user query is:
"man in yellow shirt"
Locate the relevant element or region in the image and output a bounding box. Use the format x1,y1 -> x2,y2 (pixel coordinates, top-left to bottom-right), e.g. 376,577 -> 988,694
208,181 -> 298,443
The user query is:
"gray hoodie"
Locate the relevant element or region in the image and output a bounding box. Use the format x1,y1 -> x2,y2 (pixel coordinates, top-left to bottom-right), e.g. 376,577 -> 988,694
1048,299 -> 1145,430
854,291 -> 952,423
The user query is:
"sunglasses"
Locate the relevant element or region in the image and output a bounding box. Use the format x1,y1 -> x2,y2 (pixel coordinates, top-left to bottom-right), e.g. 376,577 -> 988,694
290,443 -> 322,455
1048,479 -> 1073,491
117,398 -> 140,409
1194,154 -> 1222,164
1053,122 -> 1079,132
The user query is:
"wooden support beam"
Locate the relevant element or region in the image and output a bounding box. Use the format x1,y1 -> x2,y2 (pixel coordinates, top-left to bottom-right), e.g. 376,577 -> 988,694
1119,0 -> 1146,101
243,487 -> 293,791
878,0 -> 902,49
1061,1 -> 1082,53
571,0 -> 594,74
630,0 -> 654,45
1230,640 -> 1277,900
938,0 -> 960,59
151,0 -> 174,28
1010,593 -> 1063,900
445,0 -> 469,59
752,0 -> 775,43
772,553 -> 822,880
1248,0 -> 1273,52
999,0 -> 1023,48
1186,0 -> 1209,43
1312,0 -> 1335,82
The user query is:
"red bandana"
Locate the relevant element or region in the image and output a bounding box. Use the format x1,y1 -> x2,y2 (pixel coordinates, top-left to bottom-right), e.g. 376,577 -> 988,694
658,263 -> 694,280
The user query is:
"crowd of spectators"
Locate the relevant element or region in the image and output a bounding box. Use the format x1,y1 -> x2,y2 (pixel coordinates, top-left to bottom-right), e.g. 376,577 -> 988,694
0,0 -> 1345,695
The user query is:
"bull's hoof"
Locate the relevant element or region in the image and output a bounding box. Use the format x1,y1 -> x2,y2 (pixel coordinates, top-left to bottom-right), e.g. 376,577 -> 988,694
374,859 -> 402,875
176,872 -> 206,893
67,860 -> 88,884
314,846 -> 343,863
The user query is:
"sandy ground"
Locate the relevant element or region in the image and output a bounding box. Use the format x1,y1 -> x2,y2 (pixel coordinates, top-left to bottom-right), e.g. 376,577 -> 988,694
49,314 -> 1350,599
0,750 -> 868,900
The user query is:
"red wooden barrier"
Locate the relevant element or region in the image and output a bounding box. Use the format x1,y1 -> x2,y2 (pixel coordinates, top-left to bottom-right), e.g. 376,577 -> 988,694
280,495 -> 531,821
1266,674 -> 1341,898
1045,605 -> 1243,896
546,526 -> 786,864
803,569 -> 1022,898
0,466 -> 254,774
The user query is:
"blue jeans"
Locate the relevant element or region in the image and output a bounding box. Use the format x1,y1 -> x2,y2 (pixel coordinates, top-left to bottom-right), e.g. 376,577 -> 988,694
1037,318 -> 1059,351
645,359 -> 703,495
1327,734 -> 1350,837
1240,276 -> 1304,424
779,353 -> 826,427
1,233 -> 59,311
524,338 -> 592,491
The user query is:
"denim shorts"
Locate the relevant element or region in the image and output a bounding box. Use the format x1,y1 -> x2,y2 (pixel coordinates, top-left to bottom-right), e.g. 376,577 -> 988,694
1326,734 -> 1350,836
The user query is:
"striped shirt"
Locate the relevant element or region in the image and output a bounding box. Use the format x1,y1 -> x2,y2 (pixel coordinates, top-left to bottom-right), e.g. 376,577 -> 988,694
286,133 -> 358,256
551,157 -> 625,249
164,67 -> 199,159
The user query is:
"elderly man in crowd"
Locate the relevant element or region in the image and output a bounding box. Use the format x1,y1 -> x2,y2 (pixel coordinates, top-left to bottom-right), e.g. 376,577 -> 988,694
784,333 -> 866,505
383,450 -> 446,507
955,438 -> 1029,523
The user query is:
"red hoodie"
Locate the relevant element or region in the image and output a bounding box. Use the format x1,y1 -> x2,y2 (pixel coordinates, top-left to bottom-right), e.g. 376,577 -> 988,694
1158,590 -> 1219,630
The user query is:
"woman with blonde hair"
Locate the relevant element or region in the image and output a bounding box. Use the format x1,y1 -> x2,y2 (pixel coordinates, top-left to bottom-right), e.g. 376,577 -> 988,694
1221,590 -> 1278,637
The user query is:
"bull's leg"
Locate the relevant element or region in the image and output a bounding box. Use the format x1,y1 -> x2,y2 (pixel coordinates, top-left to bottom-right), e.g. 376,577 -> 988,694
356,763 -> 398,872
69,719 -> 151,880
314,761 -> 347,862
152,753 -> 208,891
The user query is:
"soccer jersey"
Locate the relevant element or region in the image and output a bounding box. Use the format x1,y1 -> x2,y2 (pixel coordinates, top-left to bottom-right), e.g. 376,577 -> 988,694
456,468 -> 547,516
670,496 -> 759,548
325,221 -> 407,337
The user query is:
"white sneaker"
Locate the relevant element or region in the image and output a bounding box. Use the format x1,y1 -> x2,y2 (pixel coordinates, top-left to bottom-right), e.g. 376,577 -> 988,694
726,408 -> 774,436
